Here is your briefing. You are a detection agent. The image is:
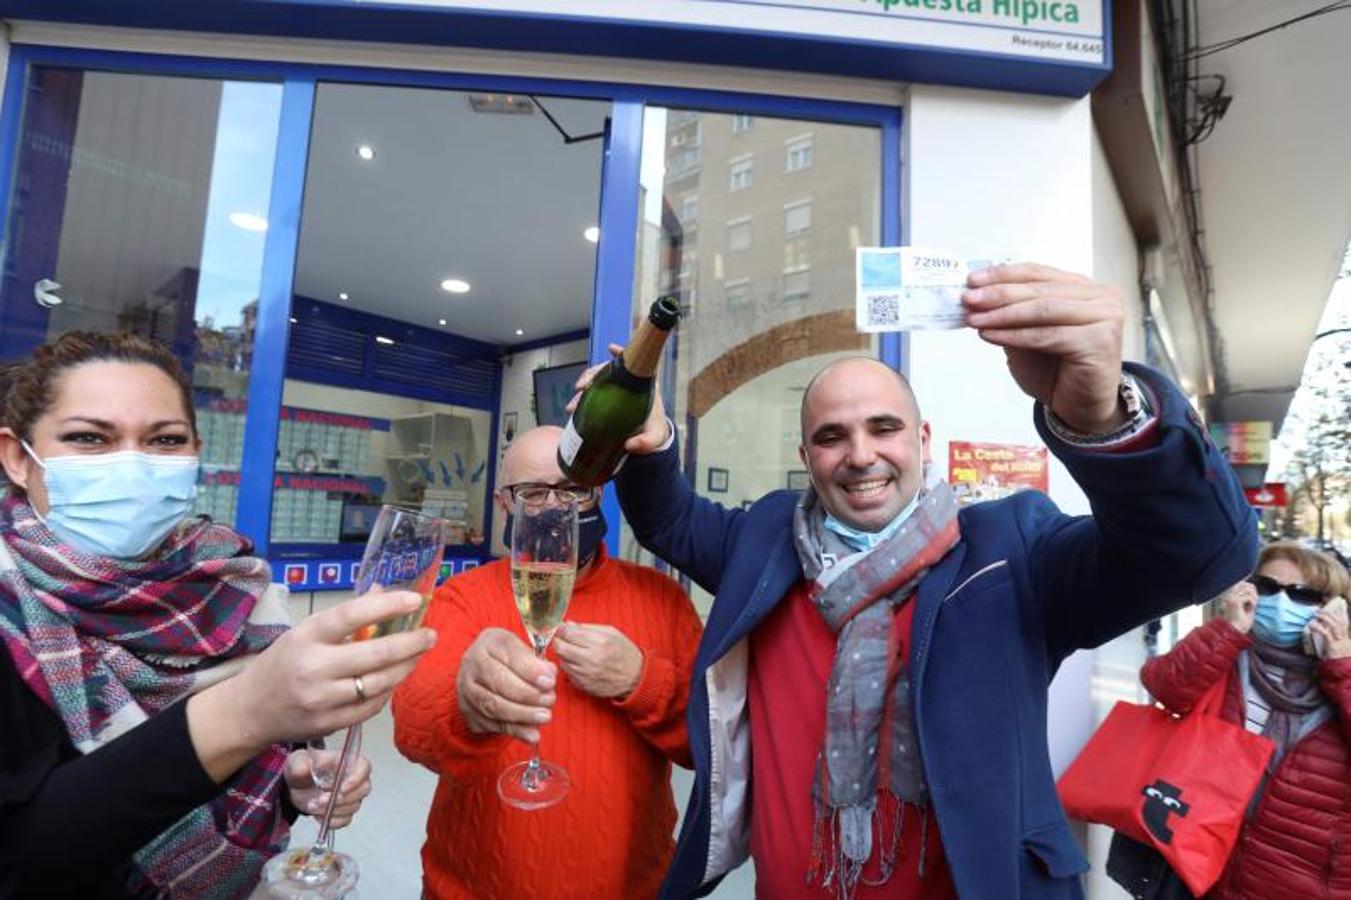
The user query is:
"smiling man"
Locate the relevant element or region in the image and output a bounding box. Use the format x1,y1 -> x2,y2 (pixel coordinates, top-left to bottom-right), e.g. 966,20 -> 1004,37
608,262 -> 1259,900
798,358 -> 930,537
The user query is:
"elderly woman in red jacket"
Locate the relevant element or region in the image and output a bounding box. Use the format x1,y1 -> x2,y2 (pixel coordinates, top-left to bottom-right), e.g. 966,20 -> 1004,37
1140,541 -> 1351,899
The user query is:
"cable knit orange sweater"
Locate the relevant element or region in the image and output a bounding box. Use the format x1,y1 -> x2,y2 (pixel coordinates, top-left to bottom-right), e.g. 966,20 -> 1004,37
392,547 -> 702,900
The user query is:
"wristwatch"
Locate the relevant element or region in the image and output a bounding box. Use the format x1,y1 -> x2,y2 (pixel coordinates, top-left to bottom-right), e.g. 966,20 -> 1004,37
1119,374 -> 1146,421
1044,374 -> 1154,448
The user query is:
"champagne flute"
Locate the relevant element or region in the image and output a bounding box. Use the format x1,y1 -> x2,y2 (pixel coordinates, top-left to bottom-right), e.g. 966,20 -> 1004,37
497,492 -> 578,810
262,725 -> 366,899
306,725 -> 364,855
262,504 -> 450,897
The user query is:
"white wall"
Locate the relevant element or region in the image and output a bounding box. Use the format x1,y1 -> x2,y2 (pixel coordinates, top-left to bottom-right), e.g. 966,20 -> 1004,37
903,84 -> 1096,516
491,338 -> 589,555
1092,127 -> 1145,364
904,88 -> 1144,899
497,338 -> 589,438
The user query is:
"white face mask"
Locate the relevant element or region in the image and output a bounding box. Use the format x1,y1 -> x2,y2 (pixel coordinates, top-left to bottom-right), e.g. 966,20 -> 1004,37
824,489 -> 922,552
819,460 -> 935,552
23,441 -> 199,559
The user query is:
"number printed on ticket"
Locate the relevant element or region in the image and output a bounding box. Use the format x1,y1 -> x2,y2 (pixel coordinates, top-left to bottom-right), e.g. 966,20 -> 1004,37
855,247 -> 1003,333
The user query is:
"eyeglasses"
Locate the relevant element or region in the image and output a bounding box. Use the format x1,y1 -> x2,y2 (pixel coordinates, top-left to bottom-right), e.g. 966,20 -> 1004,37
502,482 -> 596,506
1248,574 -> 1325,606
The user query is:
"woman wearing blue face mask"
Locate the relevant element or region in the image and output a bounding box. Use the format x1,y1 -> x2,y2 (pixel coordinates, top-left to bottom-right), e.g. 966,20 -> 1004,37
0,331 -> 437,899
1134,542 -> 1351,900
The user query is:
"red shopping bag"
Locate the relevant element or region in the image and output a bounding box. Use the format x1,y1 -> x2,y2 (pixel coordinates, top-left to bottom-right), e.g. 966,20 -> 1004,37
1057,680 -> 1274,897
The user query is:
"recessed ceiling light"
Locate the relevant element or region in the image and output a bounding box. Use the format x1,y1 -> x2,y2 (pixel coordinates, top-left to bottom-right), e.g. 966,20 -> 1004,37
584,226 -> 600,243
440,278 -> 471,294
228,212 -> 268,232
356,144 -> 376,161
515,328 -> 524,336
438,318 -> 448,326
375,335 -> 395,345
338,291 -> 349,301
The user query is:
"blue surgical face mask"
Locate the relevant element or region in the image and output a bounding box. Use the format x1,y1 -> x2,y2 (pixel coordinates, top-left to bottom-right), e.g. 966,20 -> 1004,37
23,442 -> 199,559
1251,591 -> 1319,648
824,488 -> 922,553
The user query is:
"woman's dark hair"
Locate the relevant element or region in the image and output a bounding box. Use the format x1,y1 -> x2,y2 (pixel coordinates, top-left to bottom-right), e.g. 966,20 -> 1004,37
1,331 -> 196,441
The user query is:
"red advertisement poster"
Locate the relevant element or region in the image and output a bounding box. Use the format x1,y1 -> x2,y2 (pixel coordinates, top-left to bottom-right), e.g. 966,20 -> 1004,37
949,440 -> 1049,505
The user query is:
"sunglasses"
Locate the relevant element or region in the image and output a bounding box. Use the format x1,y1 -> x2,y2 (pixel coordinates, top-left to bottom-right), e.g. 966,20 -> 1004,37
1248,574 -> 1325,606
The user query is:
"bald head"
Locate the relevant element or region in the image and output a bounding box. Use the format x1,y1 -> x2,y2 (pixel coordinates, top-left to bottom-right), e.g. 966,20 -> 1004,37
800,357 -> 919,438
502,425 -> 566,486
797,356 -> 929,531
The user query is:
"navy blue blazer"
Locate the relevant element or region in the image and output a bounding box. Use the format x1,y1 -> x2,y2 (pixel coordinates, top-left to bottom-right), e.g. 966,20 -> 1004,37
616,364 -> 1258,899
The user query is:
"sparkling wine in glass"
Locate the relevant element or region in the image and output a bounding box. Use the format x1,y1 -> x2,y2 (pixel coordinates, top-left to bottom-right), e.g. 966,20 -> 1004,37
262,504 -> 450,897
498,493 -> 578,810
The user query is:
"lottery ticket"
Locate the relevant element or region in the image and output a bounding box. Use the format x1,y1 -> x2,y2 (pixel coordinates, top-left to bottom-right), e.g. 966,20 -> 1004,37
855,247 -> 1006,332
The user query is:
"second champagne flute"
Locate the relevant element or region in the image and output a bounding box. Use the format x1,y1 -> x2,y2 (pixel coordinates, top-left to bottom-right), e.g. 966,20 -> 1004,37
498,492 -> 578,810
261,504 -> 450,897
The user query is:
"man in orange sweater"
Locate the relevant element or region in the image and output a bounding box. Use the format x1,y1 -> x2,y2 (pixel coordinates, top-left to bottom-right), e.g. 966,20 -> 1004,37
392,425 -> 702,900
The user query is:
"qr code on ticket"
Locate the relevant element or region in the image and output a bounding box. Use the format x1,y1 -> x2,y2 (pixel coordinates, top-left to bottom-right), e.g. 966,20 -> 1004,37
856,247 -> 1001,332
864,294 -> 900,327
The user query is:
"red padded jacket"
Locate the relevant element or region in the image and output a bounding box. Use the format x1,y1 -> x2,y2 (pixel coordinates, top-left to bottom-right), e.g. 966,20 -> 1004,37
1141,619 -> 1351,899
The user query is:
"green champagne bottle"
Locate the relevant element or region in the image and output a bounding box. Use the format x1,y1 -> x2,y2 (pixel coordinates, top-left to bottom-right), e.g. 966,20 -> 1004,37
558,296 -> 681,487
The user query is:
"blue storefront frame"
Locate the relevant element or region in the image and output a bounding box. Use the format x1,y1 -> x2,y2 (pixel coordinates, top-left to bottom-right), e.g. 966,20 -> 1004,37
0,41 -> 904,568
239,77 -> 315,554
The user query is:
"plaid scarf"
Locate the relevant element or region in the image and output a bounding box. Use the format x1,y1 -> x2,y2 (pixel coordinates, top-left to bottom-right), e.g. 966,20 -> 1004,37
793,482 -> 960,900
0,492 -> 292,898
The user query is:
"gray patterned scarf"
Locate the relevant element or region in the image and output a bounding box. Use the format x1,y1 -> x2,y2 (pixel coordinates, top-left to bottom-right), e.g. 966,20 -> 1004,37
792,482 -> 960,899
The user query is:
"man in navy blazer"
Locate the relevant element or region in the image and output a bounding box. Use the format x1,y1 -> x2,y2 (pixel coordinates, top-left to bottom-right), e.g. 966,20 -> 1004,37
598,262 -> 1256,899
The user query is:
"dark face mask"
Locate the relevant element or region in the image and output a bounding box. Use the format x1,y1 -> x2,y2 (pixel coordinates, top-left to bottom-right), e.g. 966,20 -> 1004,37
502,504 -> 608,567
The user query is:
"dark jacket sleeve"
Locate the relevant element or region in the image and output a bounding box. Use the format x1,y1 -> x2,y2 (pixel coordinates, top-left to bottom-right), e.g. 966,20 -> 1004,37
615,435 -> 747,595
2,656 -> 221,897
1028,364 -> 1259,660
1140,619 -> 1250,714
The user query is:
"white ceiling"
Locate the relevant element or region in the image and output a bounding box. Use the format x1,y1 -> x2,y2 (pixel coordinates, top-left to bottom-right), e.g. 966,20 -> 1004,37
294,84 -> 608,346
1195,1 -> 1351,428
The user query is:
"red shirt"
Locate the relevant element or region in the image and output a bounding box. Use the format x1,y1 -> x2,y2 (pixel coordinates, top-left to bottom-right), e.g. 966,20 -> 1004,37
748,581 -> 957,899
